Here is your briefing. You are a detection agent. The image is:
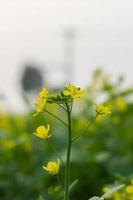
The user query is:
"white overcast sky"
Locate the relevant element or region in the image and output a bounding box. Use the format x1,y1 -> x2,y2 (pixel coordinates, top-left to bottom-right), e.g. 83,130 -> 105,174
0,0 -> 133,111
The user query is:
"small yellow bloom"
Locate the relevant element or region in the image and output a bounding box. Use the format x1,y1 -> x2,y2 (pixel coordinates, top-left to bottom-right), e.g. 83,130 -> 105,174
63,84 -> 85,99
102,187 -> 112,199
39,87 -> 48,98
125,185 -> 133,194
102,187 -> 109,193
115,98 -> 127,111
42,160 -> 60,175
35,97 -> 45,105
1,139 -> 16,150
35,97 -> 46,114
113,192 -> 121,200
131,179 -> 133,185
34,125 -> 51,139
96,105 -> 111,115
36,104 -> 44,113
34,87 -> 49,115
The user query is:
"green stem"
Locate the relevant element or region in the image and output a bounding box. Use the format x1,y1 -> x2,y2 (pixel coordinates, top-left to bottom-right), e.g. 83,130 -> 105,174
48,139 -> 64,165
69,101 -> 73,114
72,114 -> 98,143
56,103 -> 67,111
45,110 -> 68,128
56,174 -> 63,190
64,103 -> 72,200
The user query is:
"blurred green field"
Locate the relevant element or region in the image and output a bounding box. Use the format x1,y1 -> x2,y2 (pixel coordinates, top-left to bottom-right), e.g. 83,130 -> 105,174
0,70 -> 133,200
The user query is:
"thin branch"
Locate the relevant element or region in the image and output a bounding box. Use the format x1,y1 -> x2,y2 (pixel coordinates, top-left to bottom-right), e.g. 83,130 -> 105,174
64,102 -> 72,200
56,103 -> 67,111
48,139 -> 64,165
69,100 -> 73,114
45,110 -> 68,128
56,174 -> 64,191
72,114 -> 98,143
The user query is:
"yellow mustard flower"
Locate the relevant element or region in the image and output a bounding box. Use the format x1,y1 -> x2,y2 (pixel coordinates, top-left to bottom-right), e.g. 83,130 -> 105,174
113,192 -> 121,200
125,185 -> 133,194
42,160 -> 60,175
115,98 -> 127,111
102,187 -> 110,193
34,125 -> 51,139
39,87 -> 48,98
1,139 -> 16,150
35,97 -> 46,113
63,84 -> 85,99
34,87 -> 49,115
35,97 -> 45,105
96,104 -> 111,115
102,187 -> 112,199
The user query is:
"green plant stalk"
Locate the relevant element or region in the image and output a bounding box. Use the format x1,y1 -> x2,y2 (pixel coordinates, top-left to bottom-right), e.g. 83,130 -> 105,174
48,139 -> 64,164
64,104 -> 72,200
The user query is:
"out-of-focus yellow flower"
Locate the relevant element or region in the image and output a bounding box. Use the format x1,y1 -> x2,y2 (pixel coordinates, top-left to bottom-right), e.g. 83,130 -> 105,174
35,97 -> 46,113
1,139 -> 16,150
115,98 -> 127,111
102,187 -> 111,199
103,182 -> 133,200
63,85 -> 85,99
34,87 -> 49,115
42,160 -> 60,175
131,179 -> 133,185
96,105 -> 111,115
125,185 -> 133,194
103,187 -> 122,200
34,125 -> 51,139
39,87 -> 48,98
113,192 -> 121,200
35,97 -> 45,105
102,187 -> 110,193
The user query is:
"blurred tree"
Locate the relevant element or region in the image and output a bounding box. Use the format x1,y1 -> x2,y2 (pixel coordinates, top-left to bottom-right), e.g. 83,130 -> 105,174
21,64 -> 44,93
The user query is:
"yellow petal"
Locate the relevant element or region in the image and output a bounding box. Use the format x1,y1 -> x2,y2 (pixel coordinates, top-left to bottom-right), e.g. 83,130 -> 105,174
42,166 -> 48,172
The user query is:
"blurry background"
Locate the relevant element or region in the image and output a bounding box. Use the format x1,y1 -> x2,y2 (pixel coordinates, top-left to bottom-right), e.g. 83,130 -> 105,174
0,1 -> 133,200
0,0 -> 133,111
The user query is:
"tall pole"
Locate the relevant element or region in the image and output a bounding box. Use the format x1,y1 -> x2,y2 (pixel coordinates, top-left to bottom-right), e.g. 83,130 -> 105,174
63,28 -> 76,84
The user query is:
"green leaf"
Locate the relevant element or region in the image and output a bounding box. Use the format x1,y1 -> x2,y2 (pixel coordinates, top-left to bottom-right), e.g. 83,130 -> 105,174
69,179 -> 78,193
48,186 -> 64,200
102,184 -> 125,198
88,196 -> 104,200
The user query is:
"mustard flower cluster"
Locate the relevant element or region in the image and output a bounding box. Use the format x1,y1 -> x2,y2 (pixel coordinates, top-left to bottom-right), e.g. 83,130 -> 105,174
34,85 -> 85,116
63,85 -> 85,99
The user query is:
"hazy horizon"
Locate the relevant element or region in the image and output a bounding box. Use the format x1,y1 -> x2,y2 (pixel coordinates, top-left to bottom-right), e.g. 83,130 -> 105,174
0,0 -> 133,111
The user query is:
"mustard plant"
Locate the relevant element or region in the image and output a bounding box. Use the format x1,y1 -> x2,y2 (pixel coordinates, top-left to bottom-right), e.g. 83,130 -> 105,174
34,84 -> 111,200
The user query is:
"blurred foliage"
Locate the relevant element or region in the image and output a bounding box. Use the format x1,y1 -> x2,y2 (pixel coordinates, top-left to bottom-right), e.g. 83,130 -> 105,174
0,69 -> 133,200
102,178 -> 133,200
